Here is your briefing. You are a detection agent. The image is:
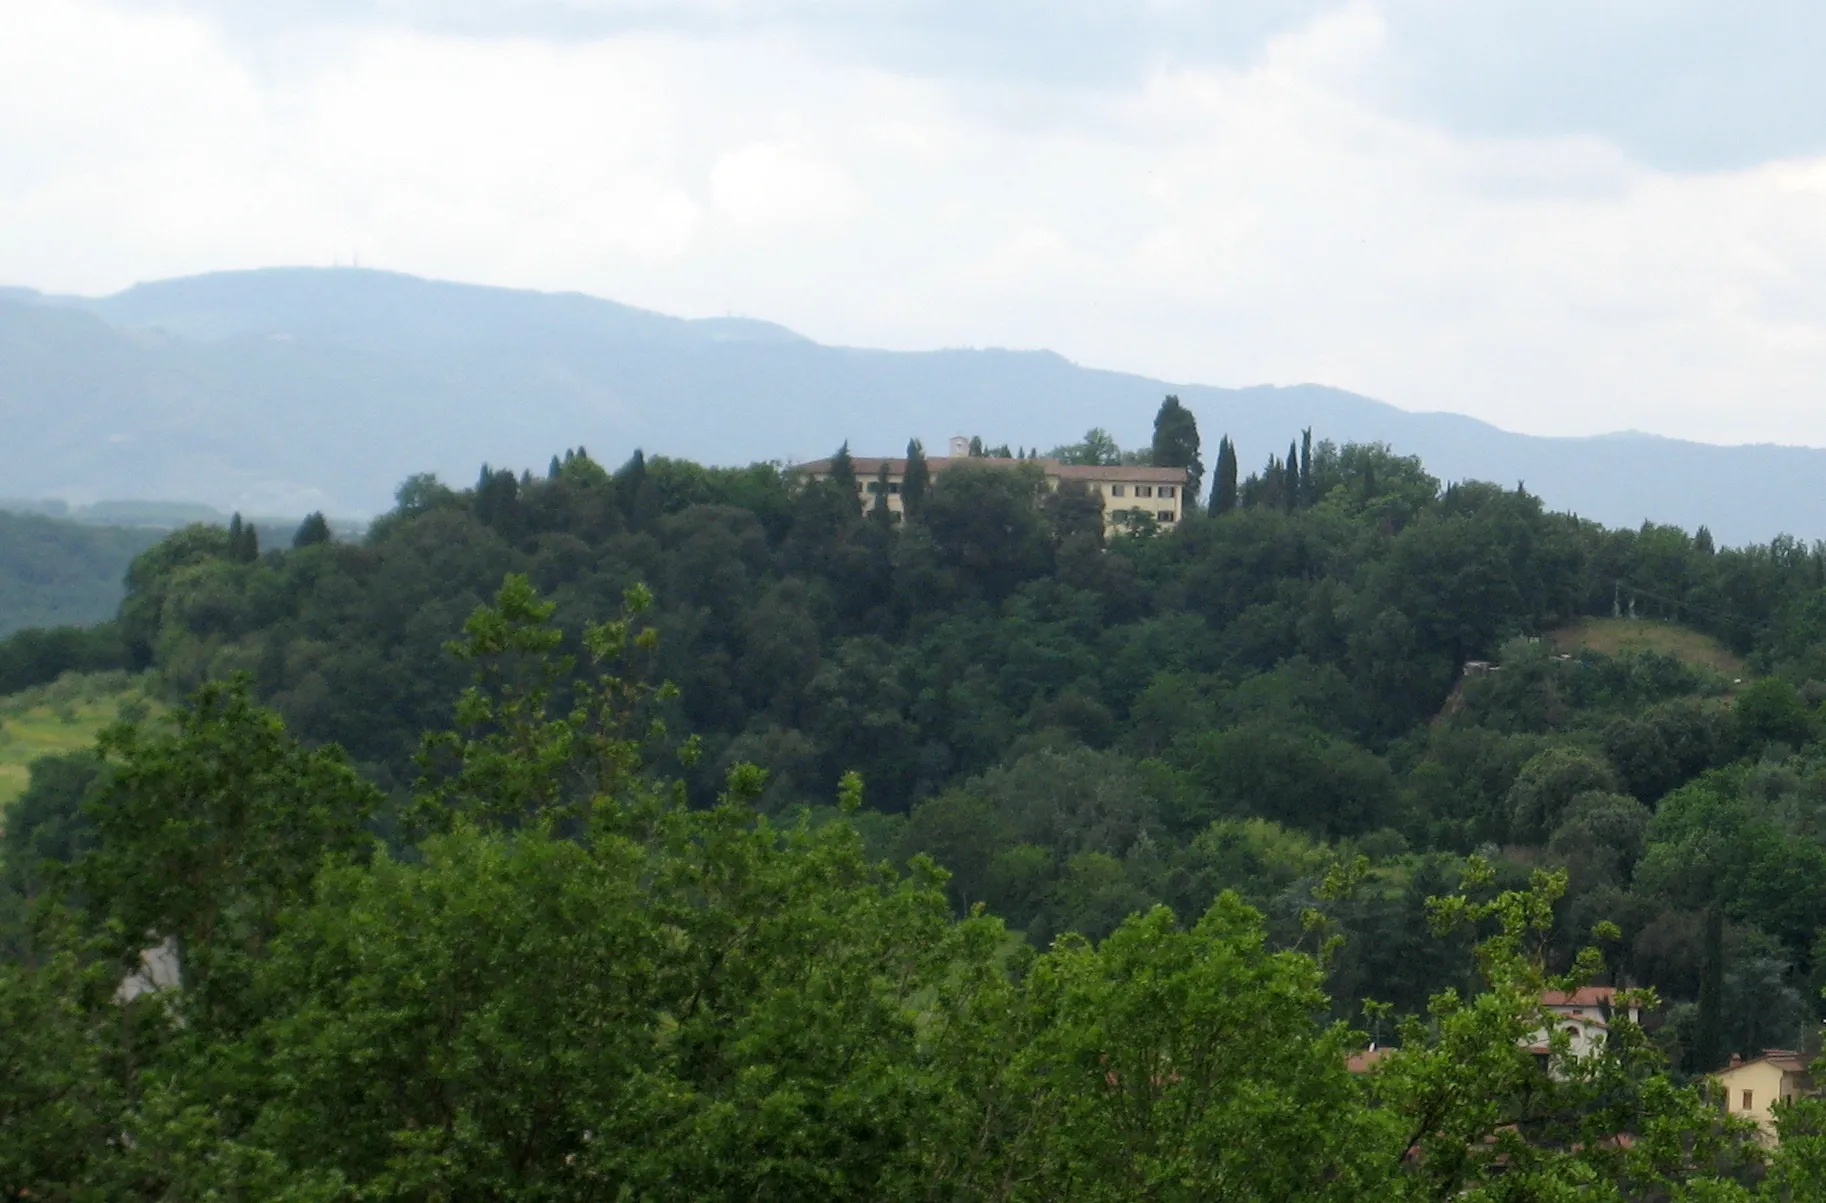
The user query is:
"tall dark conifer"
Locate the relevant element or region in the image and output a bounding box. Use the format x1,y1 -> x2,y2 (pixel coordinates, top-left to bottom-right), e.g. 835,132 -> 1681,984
1284,441 -> 1300,512
1210,436 -> 1239,516
615,449 -> 661,531
1693,906 -> 1726,1072
902,439 -> 931,519
830,442 -> 860,514
1300,428 -> 1313,505
225,513 -> 259,562
869,462 -> 894,527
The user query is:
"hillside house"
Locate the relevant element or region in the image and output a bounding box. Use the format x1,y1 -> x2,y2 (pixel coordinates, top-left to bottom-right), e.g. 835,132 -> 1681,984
793,436 -> 1192,538
1714,1051 -> 1814,1144
1524,986 -> 1642,1070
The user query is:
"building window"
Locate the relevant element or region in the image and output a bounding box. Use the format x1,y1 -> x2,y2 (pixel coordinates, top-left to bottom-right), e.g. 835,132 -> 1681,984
1136,485 -> 1154,498
854,481 -> 864,492
888,482 -> 901,494
1159,486 -> 1176,498
1744,1090 -> 1754,1111
867,482 -> 884,494
1157,509 -> 1174,522
1110,484 -> 1127,497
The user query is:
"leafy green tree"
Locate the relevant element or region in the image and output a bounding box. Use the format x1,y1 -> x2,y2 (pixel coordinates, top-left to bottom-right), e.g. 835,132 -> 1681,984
1735,676 -> 1815,751
1174,723 -> 1395,838
75,678 -> 383,1037
1547,790 -> 1651,883
1,751 -> 104,943
1150,395 -> 1204,500
0,913 -> 142,1200
1042,477 -> 1105,549
1052,428 -> 1123,466
921,461 -> 1052,601
987,897 -> 1386,1201
1506,746 -> 1619,844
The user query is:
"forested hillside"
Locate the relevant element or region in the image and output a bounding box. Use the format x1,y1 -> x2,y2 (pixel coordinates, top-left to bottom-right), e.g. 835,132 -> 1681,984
0,510 -> 160,636
9,416 -> 1826,1195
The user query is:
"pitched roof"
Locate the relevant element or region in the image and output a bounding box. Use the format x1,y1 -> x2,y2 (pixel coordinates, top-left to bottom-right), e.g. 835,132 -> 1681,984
1719,1050 -> 1813,1077
1541,987 -> 1622,1008
1051,463 -> 1190,483
793,455 -> 1188,483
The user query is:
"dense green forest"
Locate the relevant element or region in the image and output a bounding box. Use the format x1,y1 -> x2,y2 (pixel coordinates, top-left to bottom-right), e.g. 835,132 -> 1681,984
0,510 -> 161,637
9,406 -> 1826,1195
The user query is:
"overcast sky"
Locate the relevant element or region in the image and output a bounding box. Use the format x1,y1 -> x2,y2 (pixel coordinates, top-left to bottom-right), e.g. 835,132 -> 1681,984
7,0 -> 1826,445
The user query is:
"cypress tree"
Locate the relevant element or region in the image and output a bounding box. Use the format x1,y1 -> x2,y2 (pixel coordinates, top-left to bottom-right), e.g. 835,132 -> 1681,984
292,512 -> 332,549
1300,428 -> 1313,505
830,442 -> 860,513
225,513 -> 259,562
1284,441 -> 1299,512
1209,436 -> 1239,516
902,439 -> 931,519
614,449 -> 660,530
1693,905 -> 1726,1072
549,455 -> 562,479
968,436 -> 985,458
869,461 -> 894,527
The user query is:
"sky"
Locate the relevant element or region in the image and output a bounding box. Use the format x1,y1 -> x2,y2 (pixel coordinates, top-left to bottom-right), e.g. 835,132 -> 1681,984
6,0 -> 1826,445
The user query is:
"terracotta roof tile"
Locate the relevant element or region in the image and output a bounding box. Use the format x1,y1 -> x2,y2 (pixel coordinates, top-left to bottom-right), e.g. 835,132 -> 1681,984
793,456 -> 1188,483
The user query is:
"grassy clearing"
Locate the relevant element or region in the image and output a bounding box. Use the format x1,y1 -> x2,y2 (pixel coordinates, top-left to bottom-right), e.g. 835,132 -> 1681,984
0,672 -> 162,809
1546,617 -> 1747,681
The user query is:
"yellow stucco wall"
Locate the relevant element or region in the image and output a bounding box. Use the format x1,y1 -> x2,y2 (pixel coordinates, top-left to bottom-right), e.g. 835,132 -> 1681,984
1714,1060 -> 1805,1143
825,461 -> 1191,536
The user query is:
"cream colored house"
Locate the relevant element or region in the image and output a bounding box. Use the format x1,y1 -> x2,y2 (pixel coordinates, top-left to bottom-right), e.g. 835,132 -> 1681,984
1714,1051 -> 1813,1144
793,436 -> 1193,538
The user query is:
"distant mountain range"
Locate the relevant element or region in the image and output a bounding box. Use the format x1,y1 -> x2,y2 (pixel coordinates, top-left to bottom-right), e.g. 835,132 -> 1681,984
2,267 -> 1820,546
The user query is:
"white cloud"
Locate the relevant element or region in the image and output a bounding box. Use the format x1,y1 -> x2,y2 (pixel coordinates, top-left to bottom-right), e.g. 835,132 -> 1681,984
7,0 -> 1826,446
710,140 -> 857,228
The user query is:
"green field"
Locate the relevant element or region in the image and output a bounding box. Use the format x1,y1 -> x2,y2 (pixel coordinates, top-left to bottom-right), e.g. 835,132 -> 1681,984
0,672 -> 160,808
1547,617 -> 1747,681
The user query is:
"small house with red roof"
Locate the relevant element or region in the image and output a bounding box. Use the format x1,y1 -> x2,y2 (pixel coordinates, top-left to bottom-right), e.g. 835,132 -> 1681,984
1713,1050 -> 1814,1144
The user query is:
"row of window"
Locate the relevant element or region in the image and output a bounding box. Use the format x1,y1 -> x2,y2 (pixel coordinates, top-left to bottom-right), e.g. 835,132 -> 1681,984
1111,508 -> 1178,523
852,479 -> 1178,504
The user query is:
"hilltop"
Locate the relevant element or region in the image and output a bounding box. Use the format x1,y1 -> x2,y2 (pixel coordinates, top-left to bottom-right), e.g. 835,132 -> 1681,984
4,267 -> 1826,544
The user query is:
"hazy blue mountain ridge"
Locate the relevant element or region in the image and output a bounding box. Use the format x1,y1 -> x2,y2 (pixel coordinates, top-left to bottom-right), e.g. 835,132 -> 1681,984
1,267 -> 1816,545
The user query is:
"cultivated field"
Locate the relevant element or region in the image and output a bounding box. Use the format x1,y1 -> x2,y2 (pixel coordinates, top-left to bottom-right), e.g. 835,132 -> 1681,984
1546,617 -> 1747,681
0,672 -> 159,807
